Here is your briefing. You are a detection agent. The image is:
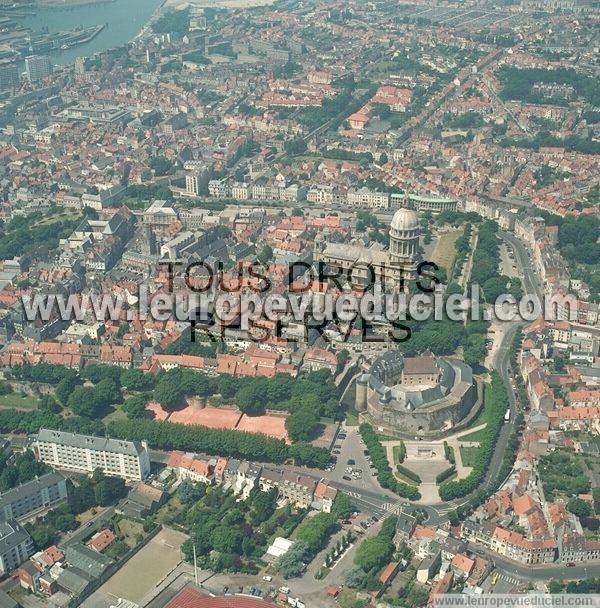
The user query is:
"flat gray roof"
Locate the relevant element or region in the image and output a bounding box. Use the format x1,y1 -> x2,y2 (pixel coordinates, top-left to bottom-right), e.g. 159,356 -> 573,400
0,471 -> 65,512
36,429 -> 145,458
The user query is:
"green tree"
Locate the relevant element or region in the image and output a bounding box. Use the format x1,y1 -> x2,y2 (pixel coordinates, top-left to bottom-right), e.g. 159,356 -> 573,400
122,394 -> 148,419
94,475 -> 126,506
332,492 -> 353,520
150,156 -> 174,177
284,138 -> 307,156
277,540 -> 310,578
55,376 -> 79,405
81,365 -> 121,386
121,369 -> 154,392
39,395 -> 62,414
294,512 -> 338,554
257,245 -> 274,264
567,497 -> 593,518
153,380 -> 185,411
463,333 -> 487,368
235,380 -> 268,416
210,525 -> 243,554
285,406 -> 320,442
354,536 -> 393,572
593,487 -> 600,514
345,566 -> 367,589
177,480 -> 206,504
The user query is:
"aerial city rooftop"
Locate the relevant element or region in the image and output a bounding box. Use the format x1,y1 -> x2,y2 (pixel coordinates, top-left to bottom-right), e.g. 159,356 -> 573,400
0,0 -> 597,607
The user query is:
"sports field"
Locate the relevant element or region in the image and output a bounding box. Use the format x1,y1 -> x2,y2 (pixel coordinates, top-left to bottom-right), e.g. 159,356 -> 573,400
145,403 -> 291,442
89,527 -> 188,606
168,405 -> 242,429
237,412 -> 289,442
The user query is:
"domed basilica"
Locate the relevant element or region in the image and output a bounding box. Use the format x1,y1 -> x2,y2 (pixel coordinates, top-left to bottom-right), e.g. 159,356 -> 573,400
315,207 -> 421,290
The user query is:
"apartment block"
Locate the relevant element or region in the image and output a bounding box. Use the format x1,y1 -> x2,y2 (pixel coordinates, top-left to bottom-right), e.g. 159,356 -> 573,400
259,467 -> 316,509
0,472 -> 68,523
34,429 -> 150,481
0,520 -> 34,576
24,55 -> 52,83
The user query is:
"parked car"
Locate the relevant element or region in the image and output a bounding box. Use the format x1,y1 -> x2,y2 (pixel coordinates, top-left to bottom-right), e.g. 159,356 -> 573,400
342,475 -> 351,481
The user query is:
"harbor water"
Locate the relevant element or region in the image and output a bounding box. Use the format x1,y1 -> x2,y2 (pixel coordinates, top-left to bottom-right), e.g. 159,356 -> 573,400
15,0 -> 164,65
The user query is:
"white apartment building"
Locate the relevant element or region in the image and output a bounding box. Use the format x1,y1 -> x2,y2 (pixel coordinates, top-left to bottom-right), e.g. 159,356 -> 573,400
185,173 -> 201,196
307,185 -> 346,205
34,429 -> 151,481
0,520 -> 34,575
347,187 -> 390,209
231,183 -> 251,200
208,179 -> 230,199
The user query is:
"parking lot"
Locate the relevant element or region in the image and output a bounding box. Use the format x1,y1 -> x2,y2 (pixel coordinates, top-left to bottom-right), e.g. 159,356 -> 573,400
326,425 -> 382,494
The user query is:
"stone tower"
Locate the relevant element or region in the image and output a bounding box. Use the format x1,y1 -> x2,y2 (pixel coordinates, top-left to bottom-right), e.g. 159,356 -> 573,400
388,207 -> 420,288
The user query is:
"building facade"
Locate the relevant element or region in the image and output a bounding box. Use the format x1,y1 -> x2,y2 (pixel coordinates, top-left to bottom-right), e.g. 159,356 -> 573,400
34,429 -> 150,481
24,55 -> 52,83
0,520 -> 34,576
358,351 -> 477,437
316,207 -> 421,290
0,472 -> 68,523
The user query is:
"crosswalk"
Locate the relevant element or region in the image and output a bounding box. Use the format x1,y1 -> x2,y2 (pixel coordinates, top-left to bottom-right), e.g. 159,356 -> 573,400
498,573 -> 520,586
381,502 -> 404,515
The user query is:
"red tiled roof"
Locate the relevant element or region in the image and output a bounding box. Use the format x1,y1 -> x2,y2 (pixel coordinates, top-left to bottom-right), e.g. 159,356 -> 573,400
379,561 -> 399,585
86,529 -> 115,553
166,587 -> 275,608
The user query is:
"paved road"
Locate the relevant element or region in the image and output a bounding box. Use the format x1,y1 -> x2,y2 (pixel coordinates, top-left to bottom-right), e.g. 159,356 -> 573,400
422,322 -> 521,525
467,542 -> 600,581
422,230 -> 542,522
60,506 -> 116,548
499,231 -> 543,301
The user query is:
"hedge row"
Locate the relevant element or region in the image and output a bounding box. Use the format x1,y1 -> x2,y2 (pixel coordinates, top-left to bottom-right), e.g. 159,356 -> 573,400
396,440 -> 406,463
397,464 -> 421,484
106,418 -> 329,468
0,409 -> 102,436
359,424 -> 420,501
443,441 -> 455,464
438,371 -> 508,501
436,465 -> 456,484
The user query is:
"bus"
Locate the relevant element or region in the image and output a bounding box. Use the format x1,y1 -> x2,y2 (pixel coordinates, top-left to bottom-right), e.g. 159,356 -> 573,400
504,409 -> 511,422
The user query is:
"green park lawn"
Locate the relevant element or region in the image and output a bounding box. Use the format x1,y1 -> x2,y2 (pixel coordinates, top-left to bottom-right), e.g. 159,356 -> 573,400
0,394 -> 39,410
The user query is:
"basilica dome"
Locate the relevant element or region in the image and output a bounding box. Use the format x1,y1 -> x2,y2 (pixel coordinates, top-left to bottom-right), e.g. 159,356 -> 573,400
390,207 -> 419,232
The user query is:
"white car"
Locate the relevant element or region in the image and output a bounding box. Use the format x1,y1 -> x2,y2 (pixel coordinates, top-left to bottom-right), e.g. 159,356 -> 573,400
263,575 -> 272,582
